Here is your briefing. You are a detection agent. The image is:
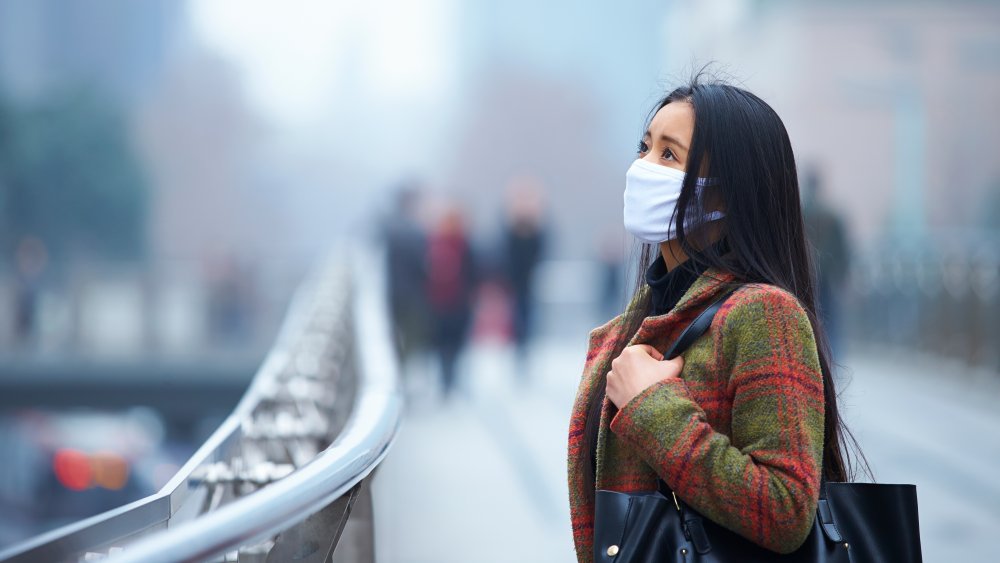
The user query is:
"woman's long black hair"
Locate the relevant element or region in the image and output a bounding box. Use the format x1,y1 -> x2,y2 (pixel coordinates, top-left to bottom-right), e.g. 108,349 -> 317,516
582,76 -> 866,494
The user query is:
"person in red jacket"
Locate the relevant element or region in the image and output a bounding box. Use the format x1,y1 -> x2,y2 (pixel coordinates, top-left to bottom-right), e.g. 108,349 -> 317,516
567,77 -> 864,561
426,205 -> 477,399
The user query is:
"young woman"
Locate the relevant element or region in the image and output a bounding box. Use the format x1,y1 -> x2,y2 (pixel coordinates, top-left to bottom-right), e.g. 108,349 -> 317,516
567,79 -> 857,561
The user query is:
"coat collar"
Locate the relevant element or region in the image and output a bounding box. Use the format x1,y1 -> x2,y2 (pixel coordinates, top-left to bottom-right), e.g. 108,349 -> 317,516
593,267 -> 736,475
575,267 -> 737,413
631,267 -> 737,347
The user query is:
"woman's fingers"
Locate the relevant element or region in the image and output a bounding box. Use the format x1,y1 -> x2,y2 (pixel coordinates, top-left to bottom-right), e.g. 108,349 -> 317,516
662,355 -> 684,378
606,347 -> 683,408
630,344 -> 664,361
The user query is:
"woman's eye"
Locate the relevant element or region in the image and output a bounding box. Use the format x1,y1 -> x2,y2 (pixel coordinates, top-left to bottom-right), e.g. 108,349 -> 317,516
662,147 -> 676,161
637,141 -> 649,154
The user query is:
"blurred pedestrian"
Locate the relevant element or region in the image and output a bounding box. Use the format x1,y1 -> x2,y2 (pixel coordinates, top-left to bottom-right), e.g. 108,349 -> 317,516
802,165 -> 851,358
502,177 -> 546,375
426,205 -> 476,399
14,237 -> 48,348
382,183 -> 429,363
567,78 -> 865,561
206,255 -> 255,347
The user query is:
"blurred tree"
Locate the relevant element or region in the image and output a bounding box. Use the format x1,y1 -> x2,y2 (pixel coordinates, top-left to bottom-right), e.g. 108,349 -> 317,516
0,91 -> 148,264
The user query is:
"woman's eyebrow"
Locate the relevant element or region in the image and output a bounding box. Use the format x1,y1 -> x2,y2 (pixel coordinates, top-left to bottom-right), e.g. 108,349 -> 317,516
643,130 -> 689,153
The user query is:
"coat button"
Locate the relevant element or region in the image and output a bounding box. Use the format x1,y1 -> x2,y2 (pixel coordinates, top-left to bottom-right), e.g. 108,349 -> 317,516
607,544 -> 620,557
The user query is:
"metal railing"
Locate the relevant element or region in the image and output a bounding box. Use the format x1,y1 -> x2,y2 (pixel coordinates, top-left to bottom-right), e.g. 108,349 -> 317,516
0,249 -> 402,562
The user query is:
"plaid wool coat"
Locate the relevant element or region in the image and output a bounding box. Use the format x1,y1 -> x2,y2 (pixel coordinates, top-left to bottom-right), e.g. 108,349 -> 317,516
567,269 -> 825,561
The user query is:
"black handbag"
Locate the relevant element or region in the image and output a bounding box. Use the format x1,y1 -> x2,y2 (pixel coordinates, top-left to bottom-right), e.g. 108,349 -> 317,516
593,291 -> 922,563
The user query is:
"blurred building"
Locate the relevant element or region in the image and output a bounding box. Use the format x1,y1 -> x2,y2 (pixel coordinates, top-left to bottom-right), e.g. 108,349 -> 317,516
0,1 -> 298,355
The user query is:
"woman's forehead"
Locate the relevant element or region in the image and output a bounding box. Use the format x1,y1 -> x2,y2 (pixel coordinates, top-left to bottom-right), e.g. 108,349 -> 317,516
648,102 -> 695,139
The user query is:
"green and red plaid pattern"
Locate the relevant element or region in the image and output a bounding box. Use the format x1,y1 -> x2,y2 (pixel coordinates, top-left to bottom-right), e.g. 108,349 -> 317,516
567,269 -> 824,561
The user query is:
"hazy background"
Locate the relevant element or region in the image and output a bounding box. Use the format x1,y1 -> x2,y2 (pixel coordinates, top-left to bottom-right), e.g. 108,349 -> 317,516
0,0 -> 997,560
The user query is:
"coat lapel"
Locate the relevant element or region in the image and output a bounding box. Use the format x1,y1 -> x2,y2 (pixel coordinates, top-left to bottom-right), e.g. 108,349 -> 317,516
572,268 -> 736,434
567,267 -> 736,559
594,268 -> 736,484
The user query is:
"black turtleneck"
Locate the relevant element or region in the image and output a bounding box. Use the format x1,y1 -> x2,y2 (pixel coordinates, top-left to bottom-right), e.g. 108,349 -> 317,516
645,255 -> 710,316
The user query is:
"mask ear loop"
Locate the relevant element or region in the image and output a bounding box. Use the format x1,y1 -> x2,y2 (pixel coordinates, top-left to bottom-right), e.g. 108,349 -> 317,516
681,179 -> 726,251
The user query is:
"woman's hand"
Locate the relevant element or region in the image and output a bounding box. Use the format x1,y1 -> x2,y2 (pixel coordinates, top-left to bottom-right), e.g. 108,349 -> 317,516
606,345 -> 684,409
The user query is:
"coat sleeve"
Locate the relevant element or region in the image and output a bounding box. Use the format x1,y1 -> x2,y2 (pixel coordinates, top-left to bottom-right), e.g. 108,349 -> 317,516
609,286 -> 825,554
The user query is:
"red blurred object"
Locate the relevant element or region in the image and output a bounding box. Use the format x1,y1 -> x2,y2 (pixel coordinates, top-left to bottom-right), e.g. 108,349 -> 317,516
53,449 -> 92,491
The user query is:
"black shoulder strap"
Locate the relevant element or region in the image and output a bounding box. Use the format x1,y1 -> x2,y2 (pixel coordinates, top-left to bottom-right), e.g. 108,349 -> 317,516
663,287 -> 738,360
656,285 -> 737,499
656,285 -> 842,532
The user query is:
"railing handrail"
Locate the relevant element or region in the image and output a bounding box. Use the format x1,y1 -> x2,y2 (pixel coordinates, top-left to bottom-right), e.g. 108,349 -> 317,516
0,248 -> 402,562
105,249 -> 402,562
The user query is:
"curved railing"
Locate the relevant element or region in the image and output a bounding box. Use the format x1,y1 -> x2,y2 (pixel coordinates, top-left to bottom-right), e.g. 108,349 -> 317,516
0,249 -> 402,562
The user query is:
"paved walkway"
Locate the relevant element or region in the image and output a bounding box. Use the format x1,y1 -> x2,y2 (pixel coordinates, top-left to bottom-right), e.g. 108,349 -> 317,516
372,340 -> 1000,563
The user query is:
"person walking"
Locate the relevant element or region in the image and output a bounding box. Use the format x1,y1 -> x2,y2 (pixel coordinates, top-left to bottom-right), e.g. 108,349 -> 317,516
567,78 -> 860,561
802,166 -> 851,357
382,185 -> 429,363
426,205 -> 477,399
502,178 -> 546,375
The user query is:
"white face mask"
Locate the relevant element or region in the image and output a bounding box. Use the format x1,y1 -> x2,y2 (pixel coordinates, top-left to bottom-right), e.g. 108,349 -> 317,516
623,158 -> 724,244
